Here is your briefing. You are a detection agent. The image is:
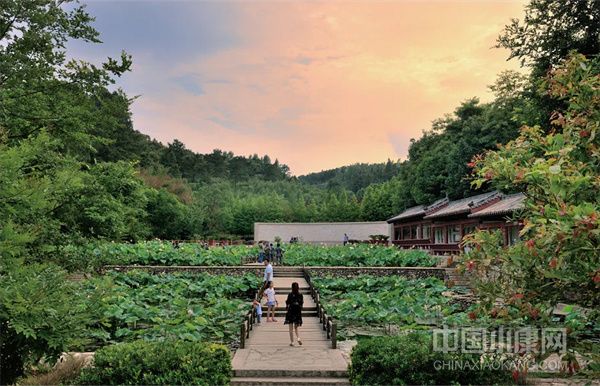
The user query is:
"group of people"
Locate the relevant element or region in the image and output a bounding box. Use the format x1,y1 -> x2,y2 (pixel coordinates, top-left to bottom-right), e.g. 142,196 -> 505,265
253,259 -> 304,346
257,242 -> 284,265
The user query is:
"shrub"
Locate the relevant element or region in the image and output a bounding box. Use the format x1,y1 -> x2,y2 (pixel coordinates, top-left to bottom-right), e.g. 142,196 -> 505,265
76,339 -> 231,385
349,332 -> 513,385
0,262 -> 91,385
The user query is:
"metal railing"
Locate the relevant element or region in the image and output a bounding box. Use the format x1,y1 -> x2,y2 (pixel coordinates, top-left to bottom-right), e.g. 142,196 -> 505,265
305,271 -> 337,349
239,287 -> 261,349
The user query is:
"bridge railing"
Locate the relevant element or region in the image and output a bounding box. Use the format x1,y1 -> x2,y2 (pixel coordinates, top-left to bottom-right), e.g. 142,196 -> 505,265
304,271 -> 337,349
239,284 -> 262,349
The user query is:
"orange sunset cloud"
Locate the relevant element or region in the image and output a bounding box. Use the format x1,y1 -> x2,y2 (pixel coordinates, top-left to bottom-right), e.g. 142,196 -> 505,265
99,1 -> 526,175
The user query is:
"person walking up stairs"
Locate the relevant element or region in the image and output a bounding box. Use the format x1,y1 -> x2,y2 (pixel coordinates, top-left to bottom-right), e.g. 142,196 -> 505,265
231,267 -> 349,386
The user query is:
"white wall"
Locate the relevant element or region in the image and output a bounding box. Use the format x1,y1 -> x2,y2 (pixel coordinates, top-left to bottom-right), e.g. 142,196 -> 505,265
254,222 -> 391,244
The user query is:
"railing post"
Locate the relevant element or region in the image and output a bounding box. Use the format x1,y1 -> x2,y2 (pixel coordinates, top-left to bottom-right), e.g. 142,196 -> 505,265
246,317 -> 250,338
331,323 -> 337,349
240,323 -> 245,349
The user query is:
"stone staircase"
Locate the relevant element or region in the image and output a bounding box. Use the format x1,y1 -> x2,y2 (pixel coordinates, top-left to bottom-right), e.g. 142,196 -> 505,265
231,267 -> 350,386
445,267 -> 471,288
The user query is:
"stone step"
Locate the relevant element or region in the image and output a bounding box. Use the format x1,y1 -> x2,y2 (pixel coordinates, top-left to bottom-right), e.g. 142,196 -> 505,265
232,346 -> 348,381
274,289 -> 311,294
234,369 -> 348,378
248,328 -> 328,337
231,377 -> 350,386
273,267 -> 304,271
256,318 -> 322,325
262,303 -> 317,315
259,311 -> 318,317
248,340 -> 330,348
253,325 -> 327,332
273,294 -> 315,302
273,273 -> 304,276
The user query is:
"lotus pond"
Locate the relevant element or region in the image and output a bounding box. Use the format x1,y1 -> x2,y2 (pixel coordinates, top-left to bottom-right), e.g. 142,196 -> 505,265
66,241 -> 437,268
312,275 -> 470,338
64,241 -> 257,269
79,270 -> 260,348
282,244 -> 437,267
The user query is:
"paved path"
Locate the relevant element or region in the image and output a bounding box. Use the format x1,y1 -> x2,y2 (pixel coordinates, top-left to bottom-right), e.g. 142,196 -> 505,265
231,268 -> 349,386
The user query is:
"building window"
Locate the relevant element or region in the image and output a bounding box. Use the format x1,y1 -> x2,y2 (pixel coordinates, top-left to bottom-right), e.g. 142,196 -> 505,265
434,227 -> 445,244
394,227 -> 401,240
410,225 -> 419,239
402,226 -> 411,240
507,226 -> 520,246
422,225 -> 431,240
463,225 -> 477,236
448,226 -> 461,243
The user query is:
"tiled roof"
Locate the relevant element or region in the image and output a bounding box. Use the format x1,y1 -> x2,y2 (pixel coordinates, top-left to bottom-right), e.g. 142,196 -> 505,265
424,197 -> 449,215
468,193 -> 525,218
423,191 -> 500,219
386,205 -> 425,223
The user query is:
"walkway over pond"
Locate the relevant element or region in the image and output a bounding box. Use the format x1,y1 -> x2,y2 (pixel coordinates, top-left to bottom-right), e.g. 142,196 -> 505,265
231,268 -> 350,386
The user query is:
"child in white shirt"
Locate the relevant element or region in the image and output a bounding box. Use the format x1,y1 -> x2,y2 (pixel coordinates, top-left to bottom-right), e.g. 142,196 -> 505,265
264,281 -> 278,322
253,299 -> 262,324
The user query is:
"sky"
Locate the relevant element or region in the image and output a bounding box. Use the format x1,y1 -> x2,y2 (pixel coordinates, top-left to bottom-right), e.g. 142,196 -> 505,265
69,0 -> 526,176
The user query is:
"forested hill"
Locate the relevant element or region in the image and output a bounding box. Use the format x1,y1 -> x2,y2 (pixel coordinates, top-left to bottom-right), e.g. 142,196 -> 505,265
299,161 -> 401,192
88,91 -> 290,183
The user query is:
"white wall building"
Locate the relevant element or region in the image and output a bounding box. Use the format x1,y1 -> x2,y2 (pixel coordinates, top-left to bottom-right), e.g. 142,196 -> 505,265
254,222 -> 391,245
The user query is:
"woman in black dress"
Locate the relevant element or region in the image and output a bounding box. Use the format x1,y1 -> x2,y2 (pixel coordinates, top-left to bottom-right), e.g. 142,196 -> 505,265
284,282 -> 303,346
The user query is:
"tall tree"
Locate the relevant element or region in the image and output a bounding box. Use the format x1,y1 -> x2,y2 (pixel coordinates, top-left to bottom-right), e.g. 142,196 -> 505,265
466,54 -> 599,359
497,0 -> 600,76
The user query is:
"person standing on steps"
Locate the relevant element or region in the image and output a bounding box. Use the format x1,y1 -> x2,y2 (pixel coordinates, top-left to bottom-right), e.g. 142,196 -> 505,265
268,243 -> 274,263
259,258 -> 273,298
253,299 -> 262,324
264,243 -> 272,264
258,242 -> 265,263
264,281 -> 278,322
284,282 -> 303,346
343,233 -> 349,246
275,242 -> 283,265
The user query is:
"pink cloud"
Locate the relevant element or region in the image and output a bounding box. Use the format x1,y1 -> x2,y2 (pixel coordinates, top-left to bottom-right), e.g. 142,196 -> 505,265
128,1 -> 525,175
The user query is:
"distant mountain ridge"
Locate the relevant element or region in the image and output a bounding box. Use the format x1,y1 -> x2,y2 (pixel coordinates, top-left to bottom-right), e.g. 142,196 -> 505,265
299,161 -> 401,192
91,92 -> 291,183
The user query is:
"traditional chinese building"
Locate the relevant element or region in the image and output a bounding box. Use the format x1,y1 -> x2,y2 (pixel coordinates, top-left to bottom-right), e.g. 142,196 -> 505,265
387,191 -> 524,255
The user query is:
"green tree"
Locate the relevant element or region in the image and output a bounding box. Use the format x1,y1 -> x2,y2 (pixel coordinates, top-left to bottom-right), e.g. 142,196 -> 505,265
497,0 -> 600,75
360,179 -> 402,221
57,162 -> 150,241
145,189 -> 194,239
466,54 -> 599,335
0,263 -> 92,385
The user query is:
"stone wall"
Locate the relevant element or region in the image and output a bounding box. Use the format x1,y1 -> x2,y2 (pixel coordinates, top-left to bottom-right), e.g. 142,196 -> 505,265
305,266 -> 447,280
105,265 -> 265,276
254,221 -> 391,244
104,265 -> 447,280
